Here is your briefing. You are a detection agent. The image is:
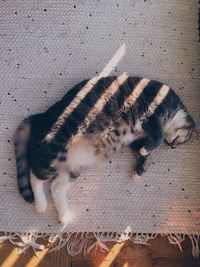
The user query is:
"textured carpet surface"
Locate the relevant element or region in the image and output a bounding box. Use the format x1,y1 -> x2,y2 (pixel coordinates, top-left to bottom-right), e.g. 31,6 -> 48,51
0,0 -> 199,235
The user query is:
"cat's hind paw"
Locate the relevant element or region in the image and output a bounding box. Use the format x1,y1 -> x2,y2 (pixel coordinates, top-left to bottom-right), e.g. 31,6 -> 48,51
58,211 -> 74,225
35,199 -> 47,213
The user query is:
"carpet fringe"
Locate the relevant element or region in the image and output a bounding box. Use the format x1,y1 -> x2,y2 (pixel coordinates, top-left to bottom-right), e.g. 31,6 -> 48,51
0,231 -> 199,258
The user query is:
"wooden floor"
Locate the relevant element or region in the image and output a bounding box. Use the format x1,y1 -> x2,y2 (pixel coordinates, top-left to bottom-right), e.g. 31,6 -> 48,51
0,235 -> 199,267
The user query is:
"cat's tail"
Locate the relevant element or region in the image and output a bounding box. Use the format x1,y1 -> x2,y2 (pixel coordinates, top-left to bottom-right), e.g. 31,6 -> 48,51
14,116 -> 34,203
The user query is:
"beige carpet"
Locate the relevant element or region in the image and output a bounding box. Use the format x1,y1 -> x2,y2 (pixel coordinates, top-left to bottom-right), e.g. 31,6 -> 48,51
0,0 -> 199,256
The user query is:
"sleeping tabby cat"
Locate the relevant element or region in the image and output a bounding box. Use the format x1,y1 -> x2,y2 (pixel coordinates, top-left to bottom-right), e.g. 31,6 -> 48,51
14,74 -> 196,224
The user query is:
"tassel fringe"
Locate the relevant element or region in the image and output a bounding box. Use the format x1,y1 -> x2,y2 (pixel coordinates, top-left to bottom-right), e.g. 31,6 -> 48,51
0,231 -> 199,258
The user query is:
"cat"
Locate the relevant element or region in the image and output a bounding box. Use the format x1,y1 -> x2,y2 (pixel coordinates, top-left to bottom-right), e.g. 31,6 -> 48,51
14,73 -> 196,224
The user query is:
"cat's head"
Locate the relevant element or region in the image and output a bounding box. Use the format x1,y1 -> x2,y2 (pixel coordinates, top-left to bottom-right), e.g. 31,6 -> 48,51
164,109 -> 197,149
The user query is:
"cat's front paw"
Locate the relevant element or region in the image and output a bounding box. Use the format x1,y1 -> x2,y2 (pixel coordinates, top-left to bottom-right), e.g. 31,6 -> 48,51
131,171 -> 141,181
133,155 -> 152,177
135,164 -> 144,176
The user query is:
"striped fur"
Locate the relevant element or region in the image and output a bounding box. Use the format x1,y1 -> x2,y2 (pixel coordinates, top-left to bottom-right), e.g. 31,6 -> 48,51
14,75 -> 196,223
14,117 -> 34,202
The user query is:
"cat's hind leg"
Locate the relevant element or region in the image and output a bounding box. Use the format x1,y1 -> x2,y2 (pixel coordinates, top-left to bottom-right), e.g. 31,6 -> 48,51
30,173 -> 47,213
50,171 -> 73,224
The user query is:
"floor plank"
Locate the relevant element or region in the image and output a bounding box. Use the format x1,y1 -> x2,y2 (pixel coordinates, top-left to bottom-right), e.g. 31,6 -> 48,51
0,235 -> 199,267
